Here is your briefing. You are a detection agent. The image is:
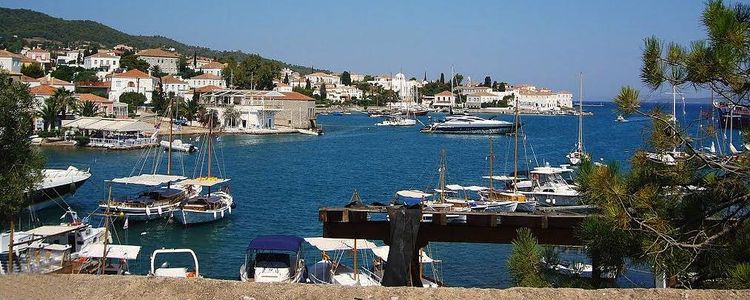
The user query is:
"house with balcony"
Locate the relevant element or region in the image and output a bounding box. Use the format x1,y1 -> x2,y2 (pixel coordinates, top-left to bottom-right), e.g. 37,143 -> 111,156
108,69 -> 156,103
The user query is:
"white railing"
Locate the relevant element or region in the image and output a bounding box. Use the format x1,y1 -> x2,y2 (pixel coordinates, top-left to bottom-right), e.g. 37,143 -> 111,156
88,137 -> 156,148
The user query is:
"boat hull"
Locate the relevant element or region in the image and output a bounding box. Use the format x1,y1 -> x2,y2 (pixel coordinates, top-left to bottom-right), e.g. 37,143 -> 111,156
174,206 -> 231,225
528,193 -> 579,206
421,125 -> 513,134
99,203 -> 178,222
27,179 -> 89,211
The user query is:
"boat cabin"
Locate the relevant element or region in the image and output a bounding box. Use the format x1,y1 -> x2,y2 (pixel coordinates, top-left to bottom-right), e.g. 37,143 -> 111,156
241,235 -> 305,283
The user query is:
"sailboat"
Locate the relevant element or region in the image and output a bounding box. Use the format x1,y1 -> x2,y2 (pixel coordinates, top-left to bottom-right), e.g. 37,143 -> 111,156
376,76 -> 417,126
173,111 -> 234,225
567,73 -> 590,165
646,84 -> 689,165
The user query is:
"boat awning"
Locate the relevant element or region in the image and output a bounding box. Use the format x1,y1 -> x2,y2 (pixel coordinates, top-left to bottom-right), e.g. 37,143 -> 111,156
304,237 -> 378,251
110,174 -> 187,186
445,184 -> 464,190
26,224 -> 85,237
178,177 -> 230,187
464,185 -> 489,192
247,235 -> 304,252
482,175 -> 525,181
396,190 -> 432,198
371,246 -> 438,264
79,244 -> 141,260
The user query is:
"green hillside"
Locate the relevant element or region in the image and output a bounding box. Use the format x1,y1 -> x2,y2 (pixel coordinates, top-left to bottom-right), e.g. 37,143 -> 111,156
0,7 -> 324,75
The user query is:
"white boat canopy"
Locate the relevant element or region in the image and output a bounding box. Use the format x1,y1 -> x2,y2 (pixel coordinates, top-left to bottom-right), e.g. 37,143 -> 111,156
445,184 -> 464,190
26,224 -> 85,237
110,174 -> 187,186
464,185 -> 489,192
482,175 -> 525,181
177,177 -> 230,187
79,244 -> 141,260
371,246 -> 439,264
304,237 -> 378,251
396,190 -> 433,198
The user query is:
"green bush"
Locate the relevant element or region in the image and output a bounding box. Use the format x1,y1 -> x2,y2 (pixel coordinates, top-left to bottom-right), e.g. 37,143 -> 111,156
38,130 -> 60,138
73,135 -> 90,147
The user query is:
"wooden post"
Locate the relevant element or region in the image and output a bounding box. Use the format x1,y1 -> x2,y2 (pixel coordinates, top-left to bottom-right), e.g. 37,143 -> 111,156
7,218 -> 14,273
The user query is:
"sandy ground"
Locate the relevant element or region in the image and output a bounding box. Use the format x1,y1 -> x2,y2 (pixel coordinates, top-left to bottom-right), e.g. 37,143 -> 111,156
1,274 -> 749,300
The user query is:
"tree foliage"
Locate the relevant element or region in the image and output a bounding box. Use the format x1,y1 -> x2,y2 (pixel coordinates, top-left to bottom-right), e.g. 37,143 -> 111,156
51,65 -> 98,82
0,73 -> 44,222
577,1 -> 750,288
75,100 -> 101,117
119,92 -> 146,114
507,228 -> 549,287
120,54 -> 149,72
341,71 -> 351,86
223,54 -> 280,90
21,63 -> 44,78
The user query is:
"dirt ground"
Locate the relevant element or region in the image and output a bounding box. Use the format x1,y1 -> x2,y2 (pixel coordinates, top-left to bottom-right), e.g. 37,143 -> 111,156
1,274 -> 749,300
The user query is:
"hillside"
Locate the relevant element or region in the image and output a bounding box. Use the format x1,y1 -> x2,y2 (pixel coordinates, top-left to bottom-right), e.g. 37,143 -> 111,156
0,7 -> 325,75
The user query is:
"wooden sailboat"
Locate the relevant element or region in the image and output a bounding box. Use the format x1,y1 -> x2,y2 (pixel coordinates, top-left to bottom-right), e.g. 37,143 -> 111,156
174,111 -> 234,225
567,73 -> 590,165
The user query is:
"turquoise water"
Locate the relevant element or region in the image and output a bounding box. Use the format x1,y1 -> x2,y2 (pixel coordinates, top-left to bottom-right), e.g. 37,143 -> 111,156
28,102 -> 722,288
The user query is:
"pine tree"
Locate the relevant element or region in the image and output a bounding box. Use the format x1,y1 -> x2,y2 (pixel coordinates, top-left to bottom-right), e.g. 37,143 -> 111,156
439,73 -> 445,84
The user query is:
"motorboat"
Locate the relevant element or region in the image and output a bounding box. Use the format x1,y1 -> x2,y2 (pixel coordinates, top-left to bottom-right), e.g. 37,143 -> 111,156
0,210 -> 108,274
149,248 -> 201,278
519,164 -> 580,206
75,244 -> 141,275
240,235 -> 306,283
98,174 -> 199,222
616,115 -> 628,122
27,166 -> 91,211
305,237 -> 382,286
297,128 -> 323,136
375,115 -> 417,127
173,177 -> 233,225
160,139 -> 197,153
421,115 -> 513,134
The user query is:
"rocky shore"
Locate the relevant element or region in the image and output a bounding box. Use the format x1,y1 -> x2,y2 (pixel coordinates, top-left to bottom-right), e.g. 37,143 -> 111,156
1,274 -> 748,300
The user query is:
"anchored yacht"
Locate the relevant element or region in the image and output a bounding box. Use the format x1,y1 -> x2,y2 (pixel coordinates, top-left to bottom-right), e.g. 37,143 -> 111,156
421,115 -> 513,134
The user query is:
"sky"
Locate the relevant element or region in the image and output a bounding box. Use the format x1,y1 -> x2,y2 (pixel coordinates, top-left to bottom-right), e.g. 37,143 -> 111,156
0,0 -> 714,100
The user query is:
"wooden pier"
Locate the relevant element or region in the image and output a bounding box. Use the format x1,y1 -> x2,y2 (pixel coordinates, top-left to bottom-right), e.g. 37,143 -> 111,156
319,206 -> 589,246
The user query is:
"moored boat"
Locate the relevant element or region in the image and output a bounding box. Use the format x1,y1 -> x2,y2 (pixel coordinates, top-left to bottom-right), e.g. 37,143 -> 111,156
160,139 -> 197,153
421,115 -> 513,134
240,235 -> 306,283
27,166 -> 91,211
98,174 -> 197,222
149,248 -> 201,278
173,178 -> 233,225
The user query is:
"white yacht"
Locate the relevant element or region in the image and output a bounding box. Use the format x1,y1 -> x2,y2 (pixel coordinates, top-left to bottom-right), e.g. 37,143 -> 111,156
421,115 -> 513,134
371,245 -> 443,287
28,166 -> 91,211
375,116 -> 417,126
173,178 -> 233,225
519,164 -> 580,206
240,235 -> 306,283
567,74 -> 591,166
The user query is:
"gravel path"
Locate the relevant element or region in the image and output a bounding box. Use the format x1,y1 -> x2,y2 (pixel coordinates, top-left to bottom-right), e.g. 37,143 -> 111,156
1,274 -> 749,300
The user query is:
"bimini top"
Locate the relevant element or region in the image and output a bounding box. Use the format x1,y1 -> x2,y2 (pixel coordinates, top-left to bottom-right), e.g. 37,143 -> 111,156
304,237 -> 378,251
111,174 -> 187,186
78,244 -> 141,260
247,235 -> 304,252
371,246 -> 438,264
396,190 -> 432,198
178,177 -> 230,187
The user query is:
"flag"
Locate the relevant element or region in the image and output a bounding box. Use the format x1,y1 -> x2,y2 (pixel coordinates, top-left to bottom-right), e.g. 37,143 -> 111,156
123,217 -> 129,230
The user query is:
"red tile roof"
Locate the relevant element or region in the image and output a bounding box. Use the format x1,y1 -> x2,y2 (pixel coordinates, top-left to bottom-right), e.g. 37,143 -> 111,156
29,84 -> 59,96
0,49 -> 23,59
271,91 -> 314,101
190,73 -> 222,80
78,93 -> 110,103
114,69 -> 152,79
199,61 -> 224,69
194,85 -> 223,93
38,77 -> 73,86
161,75 -> 187,85
435,91 -> 454,96
136,48 -> 179,58
76,81 -> 111,88
86,52 -> 118,58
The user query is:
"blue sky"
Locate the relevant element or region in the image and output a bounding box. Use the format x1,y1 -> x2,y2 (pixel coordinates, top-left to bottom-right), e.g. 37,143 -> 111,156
1,0 -> 711,100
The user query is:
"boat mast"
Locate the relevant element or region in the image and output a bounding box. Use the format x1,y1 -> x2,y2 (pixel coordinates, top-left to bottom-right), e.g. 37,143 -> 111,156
439,148 -> 447,203
353,238 -> 358,281
578,73 -> 583,152
100,183 -> 112,274
488,137 -> 494,190
513,96 -> 520,192
207,111 -> 213,195
168,95 -> 174,175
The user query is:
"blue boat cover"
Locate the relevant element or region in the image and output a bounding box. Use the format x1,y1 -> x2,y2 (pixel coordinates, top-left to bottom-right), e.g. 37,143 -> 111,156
399,196 -> 422,206
247,235 -> 304,252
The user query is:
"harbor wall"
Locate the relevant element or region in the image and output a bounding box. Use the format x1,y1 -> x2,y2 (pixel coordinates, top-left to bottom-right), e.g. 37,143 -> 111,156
1,274 -> 749,300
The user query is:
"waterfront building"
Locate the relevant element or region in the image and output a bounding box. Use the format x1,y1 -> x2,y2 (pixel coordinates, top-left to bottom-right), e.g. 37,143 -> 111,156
61,117 -> 156,149
318,84 -> 363,102
273,82 -> 293,92
160,75 -> 190,96
432,90 -> 456,107
368,73 -> 420,101
0,49 -> 22,74
187,73 -> 226,89
197,61 -> 224,77
305,72 -> 340,86
136,48 -> 179,74
515,85 -> 573,111
465,91 -> 502,109
200,89 -> 316,129
456,85 -> 492,96
83,52 -> 120,73
23,48 -> 51,64
350,73 -> 365,82
108,69 -> 156,103
77,93 -> 129,119
29,84 -> 59,131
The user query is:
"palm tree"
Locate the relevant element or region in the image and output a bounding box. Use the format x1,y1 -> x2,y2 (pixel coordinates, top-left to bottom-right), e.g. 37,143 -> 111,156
223,105 -> 241,128
50,88 -> 77,127
76,100 -> 101,117
197,107 -> 219,128
37,97 -> 61,132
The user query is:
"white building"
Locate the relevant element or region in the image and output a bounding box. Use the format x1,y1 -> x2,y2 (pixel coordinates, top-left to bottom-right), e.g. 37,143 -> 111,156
273,82 -> 293,92
23,48 -> 51,64
350,73 -> 365,82
108,69 -> 156,103
84,52 -> 120,72
55,51 -> 81,66
305,72 -> 340,86
456,85 -> 492,96
199,89 -> 316,130
516,88 -> 573,111
368,73 -> 420,101
0,49 -> 22,74
187,73 -> 226,89
160,75 -> 190,97
432,90 -> 456,107
136,48 -> 179,74
319,85 -> 363,102
197,61 -> 224,77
